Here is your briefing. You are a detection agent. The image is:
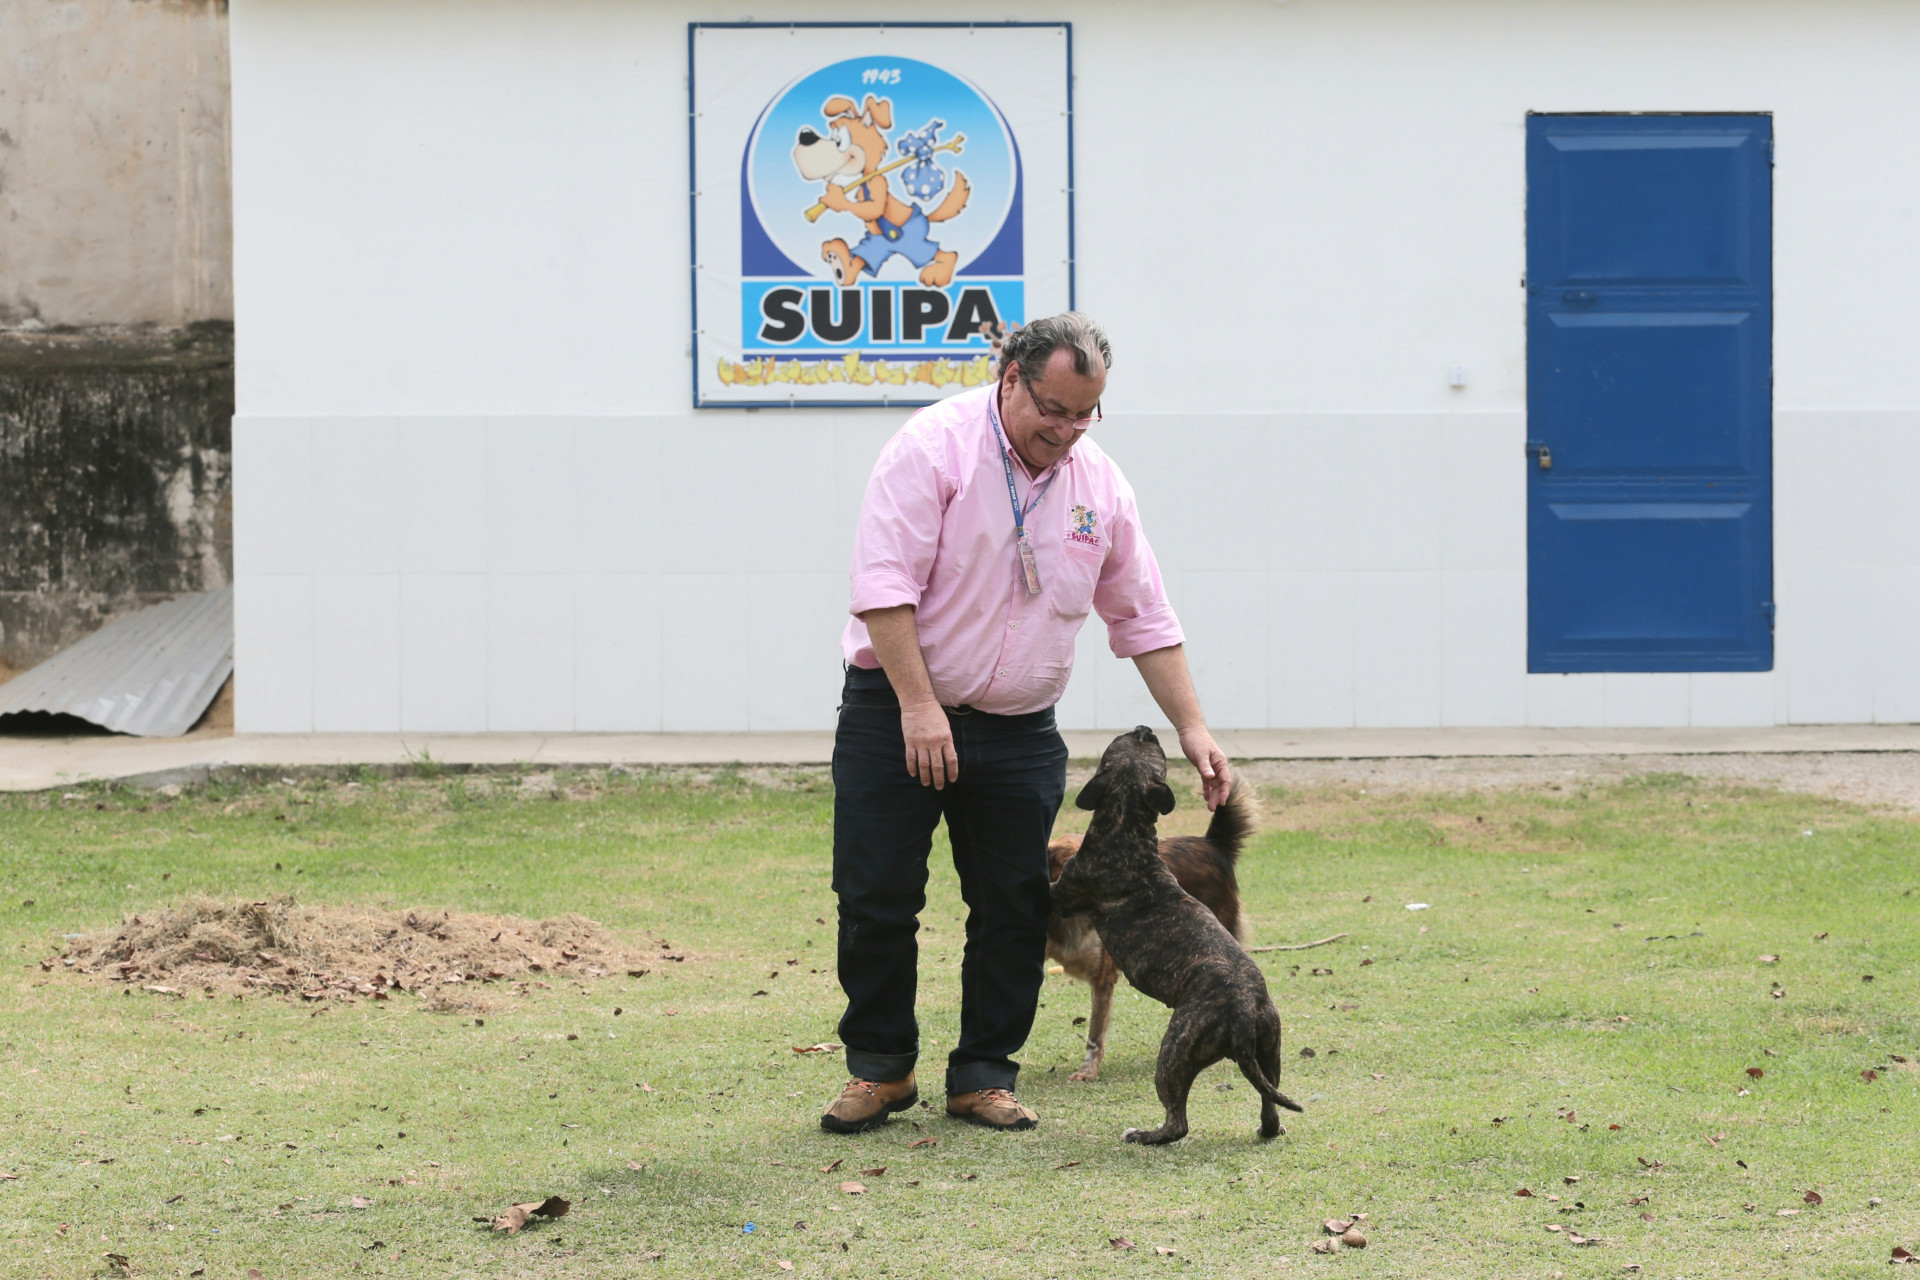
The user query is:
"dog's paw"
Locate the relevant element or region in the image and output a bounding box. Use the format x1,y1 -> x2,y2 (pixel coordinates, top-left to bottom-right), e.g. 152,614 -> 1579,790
1068,1068 -> 1099,1083
1121,1127 -> 1145,1143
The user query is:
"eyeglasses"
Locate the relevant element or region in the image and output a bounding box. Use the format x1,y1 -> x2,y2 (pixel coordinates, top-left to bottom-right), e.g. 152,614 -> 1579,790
1021,373 -> 1102,429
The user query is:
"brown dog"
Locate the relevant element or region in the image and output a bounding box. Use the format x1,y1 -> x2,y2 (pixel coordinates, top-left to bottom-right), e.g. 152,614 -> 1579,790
791,93 -> 970,287
1046,783 -> 1255,1081
1050,727 -> 1302,1144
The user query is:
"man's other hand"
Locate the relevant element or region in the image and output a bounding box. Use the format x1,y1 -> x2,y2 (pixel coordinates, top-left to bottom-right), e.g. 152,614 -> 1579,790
902,700 -> 959,789
1176,726 -> 1232,811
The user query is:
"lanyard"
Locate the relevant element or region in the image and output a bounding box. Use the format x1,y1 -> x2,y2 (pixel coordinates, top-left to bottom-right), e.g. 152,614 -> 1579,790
987,393 -> 1054,595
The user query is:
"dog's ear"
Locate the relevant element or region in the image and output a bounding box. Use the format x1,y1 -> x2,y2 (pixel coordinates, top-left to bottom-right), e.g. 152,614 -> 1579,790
821,95 -> 857,120
1149,781 -> 1177,816
863,94 -> 893,130
1075,770 -> 1109,811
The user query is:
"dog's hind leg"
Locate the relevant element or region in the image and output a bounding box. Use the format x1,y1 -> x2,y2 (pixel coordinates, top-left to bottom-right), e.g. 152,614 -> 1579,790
1123,1011 -> 1207,1145
1070,951 -> 1117,1082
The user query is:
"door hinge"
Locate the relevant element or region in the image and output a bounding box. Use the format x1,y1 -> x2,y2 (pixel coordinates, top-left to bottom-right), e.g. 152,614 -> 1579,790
1762,601 -> 1776,630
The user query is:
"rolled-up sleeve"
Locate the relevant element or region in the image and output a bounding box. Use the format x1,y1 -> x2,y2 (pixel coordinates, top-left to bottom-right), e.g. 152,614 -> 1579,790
848,429 -> 949,617
1094,483 -> 1185,657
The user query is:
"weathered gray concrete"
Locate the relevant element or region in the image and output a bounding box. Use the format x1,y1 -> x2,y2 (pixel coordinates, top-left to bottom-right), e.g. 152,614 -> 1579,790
0,0 -> 232,328
7,724 -> 1920,793
0,328 -> 233,670
0,0 -> 235,674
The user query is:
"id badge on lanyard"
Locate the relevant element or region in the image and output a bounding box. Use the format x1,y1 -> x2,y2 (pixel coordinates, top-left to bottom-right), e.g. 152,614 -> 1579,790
989,399 -> 1051,596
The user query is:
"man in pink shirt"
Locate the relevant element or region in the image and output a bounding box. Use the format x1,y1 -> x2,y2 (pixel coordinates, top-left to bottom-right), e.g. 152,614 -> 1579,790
821,312 -> 1233,1135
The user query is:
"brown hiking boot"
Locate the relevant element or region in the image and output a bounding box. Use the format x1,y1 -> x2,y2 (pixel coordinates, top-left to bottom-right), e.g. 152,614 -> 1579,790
820,1073 -> 918,1134
946,1088 -> 1038,1131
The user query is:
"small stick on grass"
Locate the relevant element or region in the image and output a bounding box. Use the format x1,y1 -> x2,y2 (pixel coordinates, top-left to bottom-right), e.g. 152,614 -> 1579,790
1246,933 -> 1348,954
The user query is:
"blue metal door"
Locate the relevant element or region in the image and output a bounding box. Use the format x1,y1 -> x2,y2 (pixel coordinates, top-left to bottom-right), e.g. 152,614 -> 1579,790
1526,114 -> 1773,672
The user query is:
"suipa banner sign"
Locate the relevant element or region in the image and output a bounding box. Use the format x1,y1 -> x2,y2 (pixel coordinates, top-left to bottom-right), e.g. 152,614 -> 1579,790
689,23 -> 1073,407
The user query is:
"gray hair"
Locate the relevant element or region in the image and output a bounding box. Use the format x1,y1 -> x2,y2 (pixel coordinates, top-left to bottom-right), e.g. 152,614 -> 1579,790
998,312 -> 1111,383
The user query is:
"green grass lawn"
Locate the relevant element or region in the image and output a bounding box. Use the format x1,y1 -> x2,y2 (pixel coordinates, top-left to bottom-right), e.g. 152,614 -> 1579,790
1,763 -> 1917,1280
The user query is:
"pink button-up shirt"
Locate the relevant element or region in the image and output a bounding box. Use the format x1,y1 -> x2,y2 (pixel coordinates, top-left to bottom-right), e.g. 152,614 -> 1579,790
842,382 -> 1184,714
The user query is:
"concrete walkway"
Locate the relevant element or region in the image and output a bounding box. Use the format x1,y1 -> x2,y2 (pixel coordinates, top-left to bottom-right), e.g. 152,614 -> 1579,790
6,724 -> 1920,792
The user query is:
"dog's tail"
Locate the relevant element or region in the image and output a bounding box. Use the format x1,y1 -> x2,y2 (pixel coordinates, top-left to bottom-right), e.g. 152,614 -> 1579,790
926,170 -> 971,222
1203,782 -> 1257,861
1202,783 -> 1258,942
1233,1029 -> 1306,1116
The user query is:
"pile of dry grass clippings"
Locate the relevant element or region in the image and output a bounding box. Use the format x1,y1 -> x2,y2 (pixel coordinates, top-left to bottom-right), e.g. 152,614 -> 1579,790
47,897 -> 680,1009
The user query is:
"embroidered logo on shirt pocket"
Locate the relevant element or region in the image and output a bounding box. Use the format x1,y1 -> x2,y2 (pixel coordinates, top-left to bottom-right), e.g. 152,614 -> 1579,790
1064,504 -> 1104,556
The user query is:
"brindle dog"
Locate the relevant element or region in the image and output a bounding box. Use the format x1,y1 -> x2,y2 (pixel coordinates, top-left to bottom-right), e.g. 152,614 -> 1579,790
1046,785 -> 1254,1081
1050,726 -> 1303,1144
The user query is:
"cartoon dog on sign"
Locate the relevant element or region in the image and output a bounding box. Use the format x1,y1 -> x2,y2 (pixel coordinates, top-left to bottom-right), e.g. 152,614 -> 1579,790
792,93 -> 971,288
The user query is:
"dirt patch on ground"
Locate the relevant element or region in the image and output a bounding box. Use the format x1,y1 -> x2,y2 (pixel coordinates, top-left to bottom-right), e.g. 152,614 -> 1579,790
51,897 -> 677,1009
1227,753 -> 1920,815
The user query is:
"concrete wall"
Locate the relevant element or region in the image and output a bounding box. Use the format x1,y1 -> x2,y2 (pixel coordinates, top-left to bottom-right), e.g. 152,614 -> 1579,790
0,0 -> 234,675
229,0 -> 1920,732
0,0 -> 233,328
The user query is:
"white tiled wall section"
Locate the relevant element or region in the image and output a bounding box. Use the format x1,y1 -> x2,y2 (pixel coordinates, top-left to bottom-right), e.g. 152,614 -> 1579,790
233,409 -> 1920,731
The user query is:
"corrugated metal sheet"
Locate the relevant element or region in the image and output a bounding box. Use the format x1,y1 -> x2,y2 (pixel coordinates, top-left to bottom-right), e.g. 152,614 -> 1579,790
0,588 -> 232,737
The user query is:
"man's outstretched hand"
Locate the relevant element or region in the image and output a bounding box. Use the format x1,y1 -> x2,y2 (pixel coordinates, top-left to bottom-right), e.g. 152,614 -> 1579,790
1177,726 -> 1232,811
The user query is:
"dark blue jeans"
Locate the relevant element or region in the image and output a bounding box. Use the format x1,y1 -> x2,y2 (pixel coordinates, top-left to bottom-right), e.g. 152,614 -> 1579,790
832,665 -> 1068,1095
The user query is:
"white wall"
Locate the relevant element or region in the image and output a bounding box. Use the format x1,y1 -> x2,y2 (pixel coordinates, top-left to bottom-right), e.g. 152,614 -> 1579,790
230,0 -> 1920,732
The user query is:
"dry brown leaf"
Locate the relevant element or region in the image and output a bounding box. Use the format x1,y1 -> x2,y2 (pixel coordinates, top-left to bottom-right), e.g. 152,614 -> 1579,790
859,1166 -> 886,1177
1324,1218 -> 1352,1233
1776,1208 -> 1799,1217
1108,1237 -> 1134,1250
1746,1067 -> 1764,1080
1892,1246 -> 1916,1263
1310,1239 -> 1336,1254
1054,1160 -> 1080,1170
1514,1188 -> 1534,1198
103,1255 -> 131,1273
1567,1233 -> 1597,1246
1546,1225 -> 1565,1233
839,1182 -> 866,1195
489,1196 -> 570,1234
778,1262 -> 794,1272
1339,1230 -> 1367,1249
1803,1190 -> 1823,1206
791,1043 -> 842,1054
820,1158 -> 842,1174
1862,1068 -> 1880,1082
907,1137 -> 936,1149
1564,1175 -> 1581,1185
350,1196 -> 374,1209
1155,1246 -> 1176,1256
1757,954 -> 1778,964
